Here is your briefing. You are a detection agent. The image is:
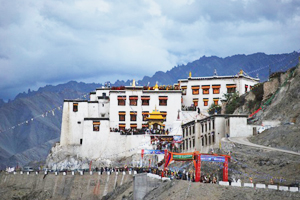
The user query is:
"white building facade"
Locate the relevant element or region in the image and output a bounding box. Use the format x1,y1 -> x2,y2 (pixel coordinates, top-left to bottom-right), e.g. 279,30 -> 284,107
179,71 -> 259,112
59,84 -> 182,159
181,114 -> 255,153
58,70 -> 260,160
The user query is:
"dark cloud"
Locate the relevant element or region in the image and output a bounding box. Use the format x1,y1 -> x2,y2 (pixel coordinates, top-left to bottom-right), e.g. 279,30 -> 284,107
0,0 -> 299,101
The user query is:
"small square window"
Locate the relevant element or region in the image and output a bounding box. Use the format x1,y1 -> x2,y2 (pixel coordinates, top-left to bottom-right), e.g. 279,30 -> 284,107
93,121 -> 100,131
118,99 -> 126,106
73,103 -> 78,112
130,114 -> 137,121
203,88 -> 209,94
192,89 -> 199,95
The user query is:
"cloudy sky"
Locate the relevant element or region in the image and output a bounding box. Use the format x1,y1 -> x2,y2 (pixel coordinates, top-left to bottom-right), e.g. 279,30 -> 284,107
0,0 -> 299,101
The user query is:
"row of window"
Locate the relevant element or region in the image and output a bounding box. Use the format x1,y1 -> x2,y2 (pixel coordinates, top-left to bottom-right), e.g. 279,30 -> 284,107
182,138 -> 195,150
182,125 -> 195,137
201,133 -> 215,146
182,84 -> 252,96
119,111 -> 167,122
118,123 -> 148,130
182,133 -> 216,151
193,98 -> 219,107
201,120 -> 215,133
118,96 -> 168,106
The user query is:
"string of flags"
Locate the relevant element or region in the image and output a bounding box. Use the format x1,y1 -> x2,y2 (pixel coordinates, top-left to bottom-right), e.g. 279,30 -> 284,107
245,49 -> 300,76
0,92 -> 90,134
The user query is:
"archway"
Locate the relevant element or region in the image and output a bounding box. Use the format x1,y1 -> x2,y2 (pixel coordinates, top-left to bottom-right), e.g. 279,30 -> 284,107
162,151 -> 231,182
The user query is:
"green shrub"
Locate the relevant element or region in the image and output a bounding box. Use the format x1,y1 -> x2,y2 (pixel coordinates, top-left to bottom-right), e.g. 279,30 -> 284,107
208,103 -> 222,115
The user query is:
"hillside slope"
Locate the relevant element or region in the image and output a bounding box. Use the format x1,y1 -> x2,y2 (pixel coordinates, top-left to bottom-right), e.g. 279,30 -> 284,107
231,61 -> 300,152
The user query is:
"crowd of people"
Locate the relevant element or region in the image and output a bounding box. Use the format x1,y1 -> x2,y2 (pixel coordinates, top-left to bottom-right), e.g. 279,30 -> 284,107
110,128 -> 170,135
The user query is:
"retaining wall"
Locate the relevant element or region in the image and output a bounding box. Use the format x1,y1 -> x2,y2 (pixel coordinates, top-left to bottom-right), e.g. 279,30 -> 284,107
0,171 -> 133,199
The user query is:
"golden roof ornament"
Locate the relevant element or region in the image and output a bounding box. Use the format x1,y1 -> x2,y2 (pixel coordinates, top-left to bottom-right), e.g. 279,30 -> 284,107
154,82 -> 159,90
189,71 -> 192,78
132,79 -> 136,87
239,69 -> 243,75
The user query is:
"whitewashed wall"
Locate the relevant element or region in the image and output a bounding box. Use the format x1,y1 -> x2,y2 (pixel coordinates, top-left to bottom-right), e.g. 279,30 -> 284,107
180,75 -> 259,111
60,101 -> 88,146
228,117 -> 253,137
109,89 -> 181,130
81,119 -> 151,159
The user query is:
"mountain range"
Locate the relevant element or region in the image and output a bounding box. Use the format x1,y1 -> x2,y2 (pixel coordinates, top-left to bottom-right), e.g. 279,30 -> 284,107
0,51 -> 299,169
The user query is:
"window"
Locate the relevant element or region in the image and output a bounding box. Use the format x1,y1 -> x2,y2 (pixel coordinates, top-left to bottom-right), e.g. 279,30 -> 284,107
141,96 -> 150,106
201,137 -> 204,146
181,86 -> 187,95
193,99 -> 198,107
189,126 -> 191,135
205,123 -> 207,132
129,96 -> 138,106
202,85 -> 210,94
212,132 -> 215,143
192,126 -> 195,134
205,135 -> 207,145
118,96 -> 126,106
182,128 -> 185,137
209,122 -> 211,130
189,140 -> 191,149
186,140 -> 188,149
119,123 -> 125,131
201,124 -> 204,133
159,96 -> 168,106
213,98 -> 219,106
142,111 -> 149,121
161,111 -> 167,121
73,103 -> 78,112
209,135 -> 211,145
80,139 -> 82,145
245,85 -> 248,92
130,123 -> 137,130
203,98 -> 209,106
192,89 -> 199,95
212,120 -> 215,129
212,85 -> 221,94
193,138 -> 195,148
119,111 -> 126,121
226,84 -> 236,93
93,121 -> 100,131
183,142 -> 185,150
130,112 -> 137,121
192,86 -> 200,95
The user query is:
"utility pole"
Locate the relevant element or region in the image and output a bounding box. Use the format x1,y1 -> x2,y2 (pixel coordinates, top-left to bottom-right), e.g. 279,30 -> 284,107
268,65 -> 271,81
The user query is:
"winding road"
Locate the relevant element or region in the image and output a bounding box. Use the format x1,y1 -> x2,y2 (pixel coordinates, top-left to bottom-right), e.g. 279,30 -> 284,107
225,137 -> 300,156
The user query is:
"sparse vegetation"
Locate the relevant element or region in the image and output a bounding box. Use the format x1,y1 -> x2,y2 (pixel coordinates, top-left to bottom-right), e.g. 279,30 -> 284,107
224,92 -> 245,114
208,103 -> 221,115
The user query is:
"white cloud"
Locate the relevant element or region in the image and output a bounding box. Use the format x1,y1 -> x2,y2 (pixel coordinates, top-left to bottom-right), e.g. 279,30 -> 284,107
0,0 -> 299,100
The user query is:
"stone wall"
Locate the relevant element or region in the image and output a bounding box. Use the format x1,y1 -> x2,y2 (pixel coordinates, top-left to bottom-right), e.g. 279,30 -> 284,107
263,78 -> 279,101
0,172 -> 133,199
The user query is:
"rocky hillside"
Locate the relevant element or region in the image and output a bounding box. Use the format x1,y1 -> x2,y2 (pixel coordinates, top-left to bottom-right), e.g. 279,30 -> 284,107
226,60 -> 300,152
0,81 -> 102,169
